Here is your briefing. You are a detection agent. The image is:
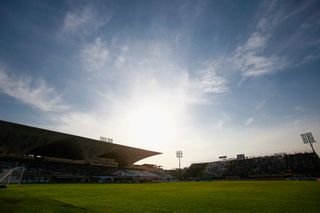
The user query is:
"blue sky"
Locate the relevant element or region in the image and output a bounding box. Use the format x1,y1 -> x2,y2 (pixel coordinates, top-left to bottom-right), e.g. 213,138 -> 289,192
0,0 -> 320,168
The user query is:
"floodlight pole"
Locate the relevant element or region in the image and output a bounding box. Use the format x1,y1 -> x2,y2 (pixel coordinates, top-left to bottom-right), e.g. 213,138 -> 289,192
309,140 -> 316,155
301,132 -> 319,158
176,151 -> 183,169
309,141 -> 319,159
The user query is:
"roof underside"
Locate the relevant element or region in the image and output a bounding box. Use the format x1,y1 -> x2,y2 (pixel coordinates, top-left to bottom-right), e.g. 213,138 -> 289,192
0,120 -> 161,166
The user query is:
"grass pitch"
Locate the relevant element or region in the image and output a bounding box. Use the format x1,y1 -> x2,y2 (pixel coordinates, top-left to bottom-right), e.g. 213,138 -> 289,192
0,181 -> 319,212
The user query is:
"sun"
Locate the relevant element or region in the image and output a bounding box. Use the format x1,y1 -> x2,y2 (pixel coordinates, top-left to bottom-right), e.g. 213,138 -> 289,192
126,103 -> 177,145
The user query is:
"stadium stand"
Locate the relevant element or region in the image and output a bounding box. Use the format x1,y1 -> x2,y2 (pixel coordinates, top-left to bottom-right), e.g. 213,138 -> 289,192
184,152 -> 320,180
0,155 -> 172,183
0,120 -> 171,183
183,163 -> 209,181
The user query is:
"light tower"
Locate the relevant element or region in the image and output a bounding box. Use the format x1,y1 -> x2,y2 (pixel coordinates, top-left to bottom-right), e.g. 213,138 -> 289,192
300,132 -> 318,157
176,150 -> 183,169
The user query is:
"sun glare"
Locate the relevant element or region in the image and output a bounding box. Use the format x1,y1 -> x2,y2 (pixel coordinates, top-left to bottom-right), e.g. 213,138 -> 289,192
127,104 -> 177,145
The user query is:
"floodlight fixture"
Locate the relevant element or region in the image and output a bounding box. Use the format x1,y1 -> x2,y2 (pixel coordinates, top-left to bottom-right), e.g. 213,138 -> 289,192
176,151 -> 183,169
300,132 -> 318,157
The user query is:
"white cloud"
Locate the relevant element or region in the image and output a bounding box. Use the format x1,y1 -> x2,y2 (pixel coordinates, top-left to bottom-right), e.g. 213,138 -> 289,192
234,32 -> 287,77
168,61 -> 228,105
0,66 -> 69,112
62,6 -> 109,36
63,8 -> 93,32
115,46 -> 129,68
215,112 -> 232,129
294,106 -> 306,112
49,111 -> 106,139
232,0 -> 319,77
107,40 -> 228,105
216,120 -> 225,129
292,120 -> 300,126
199,69 -> 228,94
258,0 -> 316,32
245,117 -> 255,126
244,33 -> 267,50
80,38 -> 109,72
175,70 -> 227,105
255,98 -> 269,110
299,53 -> 320,66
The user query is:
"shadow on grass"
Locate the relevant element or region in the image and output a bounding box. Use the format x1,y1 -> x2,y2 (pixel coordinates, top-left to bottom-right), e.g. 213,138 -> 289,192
0,196 -> 87,212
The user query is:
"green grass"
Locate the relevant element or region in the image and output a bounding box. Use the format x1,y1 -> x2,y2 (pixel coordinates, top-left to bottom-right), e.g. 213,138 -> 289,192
0,181 -> 319,212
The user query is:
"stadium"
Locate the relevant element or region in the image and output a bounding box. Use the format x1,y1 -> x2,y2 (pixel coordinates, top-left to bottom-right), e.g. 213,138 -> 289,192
1,119 -> 320,212
1,0 -> 320,212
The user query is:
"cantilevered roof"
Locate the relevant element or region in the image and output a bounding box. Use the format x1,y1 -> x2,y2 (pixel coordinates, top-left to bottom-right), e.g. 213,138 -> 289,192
0,120 -> 161,166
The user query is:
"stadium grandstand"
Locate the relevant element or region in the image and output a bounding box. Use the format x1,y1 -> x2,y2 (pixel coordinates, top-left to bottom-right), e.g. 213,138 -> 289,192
0,120 -> 172,184
183,152 -> 320,181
